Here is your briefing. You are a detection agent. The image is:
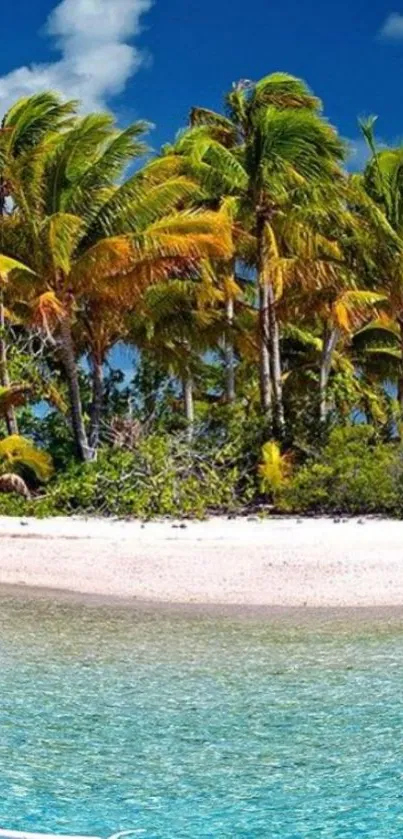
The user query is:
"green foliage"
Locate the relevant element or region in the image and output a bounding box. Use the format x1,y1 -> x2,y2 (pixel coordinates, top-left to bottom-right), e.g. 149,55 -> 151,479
0,493 -> 39,516
24,433 -> 250,519
4,424 -> 403,519
282,427 -> 403,515
2,80 -> 403,520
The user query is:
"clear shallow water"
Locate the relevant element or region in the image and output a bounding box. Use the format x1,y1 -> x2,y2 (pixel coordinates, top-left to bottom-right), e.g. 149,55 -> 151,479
1,596 -> 403,837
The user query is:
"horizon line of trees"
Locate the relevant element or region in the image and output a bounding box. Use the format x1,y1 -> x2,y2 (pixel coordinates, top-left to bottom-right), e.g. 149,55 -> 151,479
1,73 -> 403,479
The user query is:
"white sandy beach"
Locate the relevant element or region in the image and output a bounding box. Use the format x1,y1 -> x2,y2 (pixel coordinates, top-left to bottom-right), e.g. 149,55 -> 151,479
0,516 -> 403,607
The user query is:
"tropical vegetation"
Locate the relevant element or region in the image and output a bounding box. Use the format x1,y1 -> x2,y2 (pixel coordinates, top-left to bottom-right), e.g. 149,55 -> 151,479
1,76 -> 403,517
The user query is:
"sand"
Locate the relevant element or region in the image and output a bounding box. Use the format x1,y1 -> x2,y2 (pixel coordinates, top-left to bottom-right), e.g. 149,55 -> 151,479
0,515 -> 403,607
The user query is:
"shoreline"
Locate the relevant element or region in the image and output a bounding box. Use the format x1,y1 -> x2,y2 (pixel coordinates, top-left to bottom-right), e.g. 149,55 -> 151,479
1,515 -> 403,608
4,584 -> 403,626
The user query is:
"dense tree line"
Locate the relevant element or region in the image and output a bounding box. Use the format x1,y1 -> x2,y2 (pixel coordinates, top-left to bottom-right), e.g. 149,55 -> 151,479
0,74 -> 402,513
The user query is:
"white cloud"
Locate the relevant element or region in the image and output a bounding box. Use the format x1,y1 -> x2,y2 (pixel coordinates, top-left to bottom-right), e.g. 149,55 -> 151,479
347,138 -> 373,171
0,0 -> 153,114
379,12 -> 403,40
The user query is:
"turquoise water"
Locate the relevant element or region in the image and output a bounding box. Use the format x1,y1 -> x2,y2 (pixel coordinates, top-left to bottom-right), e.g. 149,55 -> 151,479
1,595 -> 403,838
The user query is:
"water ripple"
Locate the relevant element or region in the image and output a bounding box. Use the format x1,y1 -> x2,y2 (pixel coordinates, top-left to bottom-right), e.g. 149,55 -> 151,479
0,597 -> 403,837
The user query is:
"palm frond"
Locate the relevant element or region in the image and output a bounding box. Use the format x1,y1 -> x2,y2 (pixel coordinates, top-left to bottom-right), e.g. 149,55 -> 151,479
43,213 -> 85,274
258,440 -> 292,495
189,107 -> 237,139
250,107 -> 346,187
251,72 -> 322,112
112,177 -> 206,234
2,92 -> 77,156
67,121 -> 150,217
44,113 -> 115,214
0,254 -> 35,278
134,211 -> 233,262
333,290 -> 386,331
0,435 -> 53,481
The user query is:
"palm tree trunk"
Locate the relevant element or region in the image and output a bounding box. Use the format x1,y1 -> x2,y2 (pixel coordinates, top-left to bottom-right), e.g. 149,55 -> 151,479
183,373 -> 194,443
59,317 -> 92,462
88,355 -> 104,455
258,281 -> 272,422
0,293 -> 18,436
257,215 -> 285,436
257,214 -> 281,431
224,294 -> 236,402
267,281 -> 285,437
319,325 -> 339,423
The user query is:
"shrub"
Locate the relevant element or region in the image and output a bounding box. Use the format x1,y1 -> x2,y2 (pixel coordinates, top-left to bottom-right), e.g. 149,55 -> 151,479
282,426 -> 403,515
9,432 -> 255,519
3,424 -> 403,520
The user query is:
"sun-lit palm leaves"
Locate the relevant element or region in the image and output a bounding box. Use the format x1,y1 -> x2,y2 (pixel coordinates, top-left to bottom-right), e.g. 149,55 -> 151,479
176,73 -> 347,435
181,82 -> 393,431
129,276 -> 224,385
0,434 -> 53,498
247,95 -> 345,432
1,77 -> 401,487
0,434 -> 53,480
356,118 -> 403,416
0,93 -> 233,460
239,72 -> 322,115
2,92 -> 76,153
258,439 -> 292,497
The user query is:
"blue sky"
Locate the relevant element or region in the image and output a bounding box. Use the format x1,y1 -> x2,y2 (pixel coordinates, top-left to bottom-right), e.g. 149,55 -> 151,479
0,0 -> 402,166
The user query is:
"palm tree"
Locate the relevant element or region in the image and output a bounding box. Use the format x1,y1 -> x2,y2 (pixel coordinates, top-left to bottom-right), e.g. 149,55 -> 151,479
267,186 -> 386,423
184,73 -> 346,435
0,255 -> 36,435
0,95 -> 233,460
161,131 -> 248,404
128,277 -> 225,441
357,121 -> 403,417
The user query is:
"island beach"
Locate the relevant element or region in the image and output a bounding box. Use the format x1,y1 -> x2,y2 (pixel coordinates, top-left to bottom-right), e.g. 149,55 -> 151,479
1,516 -> 403,608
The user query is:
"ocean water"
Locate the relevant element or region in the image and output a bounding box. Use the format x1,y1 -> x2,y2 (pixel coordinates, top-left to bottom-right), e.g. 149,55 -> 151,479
0,594 -> 403,838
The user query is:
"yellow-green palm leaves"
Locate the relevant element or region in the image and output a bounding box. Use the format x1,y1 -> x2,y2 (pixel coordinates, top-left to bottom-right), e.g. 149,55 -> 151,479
258,441 -> 292,496
0,93 -> 232,460
0,435 -> 53,482
177,73 -> 347,434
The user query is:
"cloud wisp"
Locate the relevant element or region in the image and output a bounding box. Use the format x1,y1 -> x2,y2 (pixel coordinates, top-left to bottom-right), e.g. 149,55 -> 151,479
0,0 -> 152,114
379,12 -> 403,40
347,138 -> 373,171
